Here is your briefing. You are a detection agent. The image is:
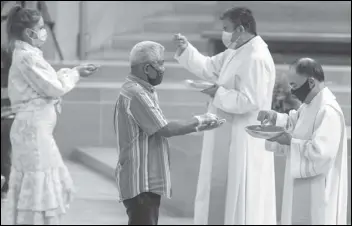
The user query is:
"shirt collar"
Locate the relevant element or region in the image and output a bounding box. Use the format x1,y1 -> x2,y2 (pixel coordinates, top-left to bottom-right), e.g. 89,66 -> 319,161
14,40 -> 43,56
127,74 -> 155,93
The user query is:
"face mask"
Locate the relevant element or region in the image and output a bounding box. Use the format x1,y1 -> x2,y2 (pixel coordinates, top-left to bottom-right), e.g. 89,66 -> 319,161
146,64 -> 164,86
28,28 -> 47,46
291,79 -> 312,102
221,31 -> 233,48
221,29 -> 241,48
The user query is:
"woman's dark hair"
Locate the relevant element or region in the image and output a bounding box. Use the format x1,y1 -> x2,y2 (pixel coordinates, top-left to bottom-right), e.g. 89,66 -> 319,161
6,5 -> 41,42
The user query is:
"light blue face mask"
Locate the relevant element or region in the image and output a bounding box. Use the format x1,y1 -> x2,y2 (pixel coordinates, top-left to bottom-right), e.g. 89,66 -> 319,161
221,26 -> 241,48
27,28 -> 48,46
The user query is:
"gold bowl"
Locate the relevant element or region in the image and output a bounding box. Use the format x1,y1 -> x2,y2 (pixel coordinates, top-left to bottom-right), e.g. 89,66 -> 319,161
245,125 -> 285,139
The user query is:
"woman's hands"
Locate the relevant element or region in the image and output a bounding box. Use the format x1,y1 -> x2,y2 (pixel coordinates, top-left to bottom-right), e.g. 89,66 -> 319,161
75,64 -> 100,77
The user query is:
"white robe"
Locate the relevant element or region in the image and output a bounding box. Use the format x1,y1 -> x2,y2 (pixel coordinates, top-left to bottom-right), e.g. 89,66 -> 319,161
175,36 -> 277,225
266,87 -> 348,225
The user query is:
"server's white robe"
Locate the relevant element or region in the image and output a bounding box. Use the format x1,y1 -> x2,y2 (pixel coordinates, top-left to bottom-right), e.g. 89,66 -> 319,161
175,36 -> 277,225
266,87 -> 348,225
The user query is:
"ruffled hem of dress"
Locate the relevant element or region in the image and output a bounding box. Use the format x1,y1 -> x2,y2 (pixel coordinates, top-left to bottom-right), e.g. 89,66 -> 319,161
1,165 -> 75,224
15,208 -> 64,225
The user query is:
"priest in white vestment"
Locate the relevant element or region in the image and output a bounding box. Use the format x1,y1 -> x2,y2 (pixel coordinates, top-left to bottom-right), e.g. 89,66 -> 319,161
173,7 -> 277,225
259,58 -> 348,225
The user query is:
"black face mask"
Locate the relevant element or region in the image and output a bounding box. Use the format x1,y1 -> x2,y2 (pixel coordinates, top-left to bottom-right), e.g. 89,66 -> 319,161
146,64 -> 163,86
291,79 -> 312,102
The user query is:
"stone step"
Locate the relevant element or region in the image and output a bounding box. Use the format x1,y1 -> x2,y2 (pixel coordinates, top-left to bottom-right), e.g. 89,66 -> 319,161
271,53 -> 350,66
87,50 -> 209,62
172,1 -> 217,15
63,160 -> 193,224
59,100 -> 204,150
86,49 -> 351,67
50,61 -> 351,87
70,142 -> 351,220
214,18 -> 350,36
98,32 -> 208,53
71,136 -> 204,218
143,15 -> 215,34
205,30 -> 351,56
55,81 -> 350,160
215,1 -> 351,34
62,82 -> 351,126
60,100 -> 350,149
70,81 -> 351,107
60,90 -> 351,149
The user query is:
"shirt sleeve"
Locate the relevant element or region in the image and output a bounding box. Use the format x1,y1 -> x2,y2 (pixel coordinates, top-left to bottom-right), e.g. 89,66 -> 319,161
129,91 -> 168,136
174,43 -> 227,82
276,109 -> 300,132
289,105 -> 343,179
264,109 -> 299,155
17,51 -> 80,98
212,57 -> 271,114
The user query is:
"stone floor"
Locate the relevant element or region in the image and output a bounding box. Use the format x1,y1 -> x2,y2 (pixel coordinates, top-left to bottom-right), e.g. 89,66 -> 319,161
62,160 -> 192,225
1,160 -> 349,224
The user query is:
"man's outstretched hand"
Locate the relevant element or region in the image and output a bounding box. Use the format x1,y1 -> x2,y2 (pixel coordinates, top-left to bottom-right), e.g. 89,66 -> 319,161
194,113 -> 226,132
197,119 -> 226,132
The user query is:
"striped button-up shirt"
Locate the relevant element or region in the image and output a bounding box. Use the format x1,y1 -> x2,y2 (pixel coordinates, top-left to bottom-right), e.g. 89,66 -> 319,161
114,75 -> 171,202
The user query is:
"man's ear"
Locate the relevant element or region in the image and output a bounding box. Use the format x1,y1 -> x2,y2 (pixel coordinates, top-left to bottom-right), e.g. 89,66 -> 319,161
308,77 -> 316,89
238,25 -> 245,33
143,64 -> 150,75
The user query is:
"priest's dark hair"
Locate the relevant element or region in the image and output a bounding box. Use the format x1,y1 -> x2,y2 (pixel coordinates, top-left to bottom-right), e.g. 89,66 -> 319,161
291,58 -> 325,82
220,6 -> 257,35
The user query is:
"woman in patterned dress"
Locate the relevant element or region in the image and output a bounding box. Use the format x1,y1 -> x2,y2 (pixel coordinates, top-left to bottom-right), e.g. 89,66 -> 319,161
1,5 -> 98,225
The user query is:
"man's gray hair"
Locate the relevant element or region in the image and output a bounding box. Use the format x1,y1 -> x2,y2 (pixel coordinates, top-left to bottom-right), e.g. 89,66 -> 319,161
129,41 -> 165,66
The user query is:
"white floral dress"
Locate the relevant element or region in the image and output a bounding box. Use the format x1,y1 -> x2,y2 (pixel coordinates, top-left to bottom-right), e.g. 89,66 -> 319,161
1,41 -> 80,225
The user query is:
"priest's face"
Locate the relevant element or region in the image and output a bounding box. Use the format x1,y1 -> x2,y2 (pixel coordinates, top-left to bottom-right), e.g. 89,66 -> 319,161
222,18 -> 243,43
288,67 -> 319,102
288,67 -> 306,90
287,67 -> 315,90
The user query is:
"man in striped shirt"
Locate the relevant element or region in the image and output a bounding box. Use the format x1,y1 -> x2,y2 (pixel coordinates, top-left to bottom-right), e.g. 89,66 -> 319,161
114,41 -> 224,225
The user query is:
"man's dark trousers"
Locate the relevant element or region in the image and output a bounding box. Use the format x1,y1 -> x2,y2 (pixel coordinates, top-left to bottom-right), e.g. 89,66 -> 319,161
1,117 -> 13,194
123,192 -> 161,225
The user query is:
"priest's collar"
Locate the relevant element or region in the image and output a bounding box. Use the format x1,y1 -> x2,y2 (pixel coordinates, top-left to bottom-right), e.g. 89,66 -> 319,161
234,35 -> 257,49
306,87 -> 336,105
230,36 -> 267,51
